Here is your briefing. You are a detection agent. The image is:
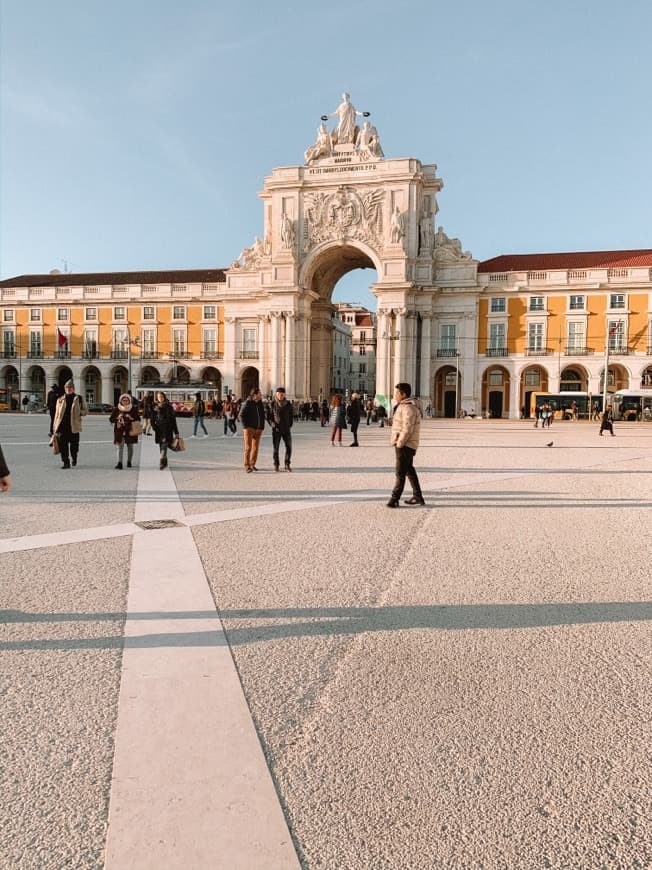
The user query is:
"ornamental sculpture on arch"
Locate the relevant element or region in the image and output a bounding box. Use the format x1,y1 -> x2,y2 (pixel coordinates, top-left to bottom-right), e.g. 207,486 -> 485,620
222,93 -> 478,401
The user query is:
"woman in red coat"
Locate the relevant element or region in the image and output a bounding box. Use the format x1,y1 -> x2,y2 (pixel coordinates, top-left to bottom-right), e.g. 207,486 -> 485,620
109,393 -> 141,469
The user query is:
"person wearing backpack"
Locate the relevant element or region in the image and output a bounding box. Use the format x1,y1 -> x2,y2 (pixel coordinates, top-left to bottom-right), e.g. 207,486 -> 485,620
191,392 -> 208,438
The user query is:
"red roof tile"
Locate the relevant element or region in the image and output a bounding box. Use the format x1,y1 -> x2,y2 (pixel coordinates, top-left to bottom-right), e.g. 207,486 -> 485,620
0,268 -> 227,288
478,249 -> 652,273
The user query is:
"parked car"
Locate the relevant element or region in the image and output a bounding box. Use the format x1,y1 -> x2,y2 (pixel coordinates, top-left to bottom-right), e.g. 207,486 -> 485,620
87,402 -> 113,413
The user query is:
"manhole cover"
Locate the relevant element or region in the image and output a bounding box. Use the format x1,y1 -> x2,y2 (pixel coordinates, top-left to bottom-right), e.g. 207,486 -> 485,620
136,519 -> 184,530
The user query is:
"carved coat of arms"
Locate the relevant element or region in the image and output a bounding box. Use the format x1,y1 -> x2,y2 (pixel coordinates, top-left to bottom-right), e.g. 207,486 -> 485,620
303,185 -> 385,252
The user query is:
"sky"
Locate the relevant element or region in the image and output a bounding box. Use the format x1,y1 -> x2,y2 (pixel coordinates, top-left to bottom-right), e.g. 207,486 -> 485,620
2,0 -> 652,312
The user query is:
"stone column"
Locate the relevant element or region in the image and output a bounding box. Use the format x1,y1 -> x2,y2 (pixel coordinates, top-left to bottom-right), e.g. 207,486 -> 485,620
406,312 -> 418,388
270,311 -> 282,391
395,308 -> 407,385
284,312 -> 296,398
375,310 -> 389,399
224,316 -> 237,395
102,373 -> 114,405
302,314 -> 312,399
258,314 -> 271,395
508,367 -> 520,419
419,314 -> 432,402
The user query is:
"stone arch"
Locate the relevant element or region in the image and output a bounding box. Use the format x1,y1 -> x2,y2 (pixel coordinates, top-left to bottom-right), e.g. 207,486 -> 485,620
240,366 -> 259,398
481,364 -> 511,418
519,364 -> 550,418
111,365 -> 128,404
24,365 -> 46,405
299,240 -> 381,301
54,365 -> 74,390
599,362 -> 629,393
433,364 -> 461,418
641,364 -> 652,388
2,364 -> 19,409
140,365 -> 161,385
80,365 -> 102,403
560,365 -> 589,392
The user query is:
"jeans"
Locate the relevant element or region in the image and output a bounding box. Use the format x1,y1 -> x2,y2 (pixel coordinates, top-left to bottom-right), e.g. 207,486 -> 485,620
272,429 -> 292,467
193,416 -> 208,436
349,420 -> 359,444
391,445 -> 422,501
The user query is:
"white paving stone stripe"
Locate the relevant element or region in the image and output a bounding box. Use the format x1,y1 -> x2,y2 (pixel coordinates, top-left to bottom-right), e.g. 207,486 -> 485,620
104,435 -> 300,869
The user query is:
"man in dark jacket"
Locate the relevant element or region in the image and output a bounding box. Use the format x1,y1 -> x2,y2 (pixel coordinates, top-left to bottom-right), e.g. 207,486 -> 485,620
46,383 -> 60,437
0,441 -> 11,492
268,386 -> 294,471
346,392 -> 362,447
240,388 -> 266,472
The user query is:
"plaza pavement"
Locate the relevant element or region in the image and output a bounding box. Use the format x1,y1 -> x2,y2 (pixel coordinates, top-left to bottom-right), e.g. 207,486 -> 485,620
0,411 -> 651,869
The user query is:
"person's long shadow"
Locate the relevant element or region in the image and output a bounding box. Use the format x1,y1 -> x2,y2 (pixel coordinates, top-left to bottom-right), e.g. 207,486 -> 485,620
2,601 -> 650,651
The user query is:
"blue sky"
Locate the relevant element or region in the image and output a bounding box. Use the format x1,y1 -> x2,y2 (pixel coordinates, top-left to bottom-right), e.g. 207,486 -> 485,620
2,0 -> 651,311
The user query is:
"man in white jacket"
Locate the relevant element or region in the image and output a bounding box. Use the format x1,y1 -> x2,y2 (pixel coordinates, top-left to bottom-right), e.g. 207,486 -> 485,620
387,382 -> 425,508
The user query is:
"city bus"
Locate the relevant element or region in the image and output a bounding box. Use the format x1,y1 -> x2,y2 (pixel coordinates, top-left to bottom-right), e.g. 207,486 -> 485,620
529,391 -> 594,420
611,389 -> 652,421
134,383 -> 218,417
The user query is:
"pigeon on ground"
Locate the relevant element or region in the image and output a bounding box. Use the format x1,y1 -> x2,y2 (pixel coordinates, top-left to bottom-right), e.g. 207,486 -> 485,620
546,441 -> 553,447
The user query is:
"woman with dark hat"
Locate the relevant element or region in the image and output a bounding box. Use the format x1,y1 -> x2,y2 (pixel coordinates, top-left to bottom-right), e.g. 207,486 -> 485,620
110,393 -> 141,469
152,390 -> 179,470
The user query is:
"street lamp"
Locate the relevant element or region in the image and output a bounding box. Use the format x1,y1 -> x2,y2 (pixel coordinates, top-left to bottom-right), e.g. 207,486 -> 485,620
126,325 -> 140,394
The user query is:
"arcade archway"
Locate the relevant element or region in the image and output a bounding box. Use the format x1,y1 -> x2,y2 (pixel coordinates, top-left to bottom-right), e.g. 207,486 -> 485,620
240,366 -> 259,397
481,365 -> 511,418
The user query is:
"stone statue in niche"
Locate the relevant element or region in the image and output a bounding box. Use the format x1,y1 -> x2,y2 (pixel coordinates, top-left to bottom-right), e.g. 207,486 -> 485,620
390,206 -> 405,244
419,210 -> 433,255
280,213 -> 295,249
305,123 -> 332,164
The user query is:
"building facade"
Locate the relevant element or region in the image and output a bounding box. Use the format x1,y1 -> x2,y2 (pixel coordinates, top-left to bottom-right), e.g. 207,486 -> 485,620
2,95 -> 652,416
334,303 -> 376,398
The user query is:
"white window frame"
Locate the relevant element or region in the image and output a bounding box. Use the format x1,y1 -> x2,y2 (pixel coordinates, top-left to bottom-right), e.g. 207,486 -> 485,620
85,307 -> 97,321
609,294 -> 626,310
489,322 -> 505,349
202,327 -> 217,354
490,298 -> 506,313
529,296 -> 544,312
441,324 -> 457,351
84,328 -> 98,357
567,321 -> 585,351
569,295 -> 585,311
29,329 -> 42,354
172,327 -> 186,355
527,322 -> 544,351
203,305 -> 216,320
57,308 -> 69,321
172,306 -> 186,321
113,306 -> 126,321
3,310 -> 14,322
30,308 -> 41,322
143,305 -> 156,321
141,328 -> 157,355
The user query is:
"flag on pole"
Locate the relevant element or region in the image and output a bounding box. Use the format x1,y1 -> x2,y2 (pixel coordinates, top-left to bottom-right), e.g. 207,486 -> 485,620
57,328 -> 67,347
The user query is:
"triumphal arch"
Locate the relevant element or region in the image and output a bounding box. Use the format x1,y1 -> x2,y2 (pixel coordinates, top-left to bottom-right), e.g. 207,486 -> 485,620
223,93 -> 479,402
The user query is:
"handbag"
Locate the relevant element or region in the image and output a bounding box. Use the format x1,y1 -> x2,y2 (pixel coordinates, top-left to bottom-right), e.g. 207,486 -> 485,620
129,418 -> 143,437
50,433 -> 60,455
170,435 -> 185,452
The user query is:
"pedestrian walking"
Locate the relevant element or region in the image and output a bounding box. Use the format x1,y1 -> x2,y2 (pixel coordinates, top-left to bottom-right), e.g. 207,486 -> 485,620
0,441 -> 11,492
141,391 -> 155,435
268,386 -> 293,471
46,383 -> 60,437
386,382 -> 425,508
52,380 -> 87,469
534,405 -> 540,428
347,392 -> 362,446
110,393 -> 141,469
376,403 -> 387,428
599,404 -> 615,436
240,388 -> 265,472
152,391 -> 179,470
191,391 -> 208,438
320,399 -> 329,427
365,398 -> 374,425
329,395 -> 346,445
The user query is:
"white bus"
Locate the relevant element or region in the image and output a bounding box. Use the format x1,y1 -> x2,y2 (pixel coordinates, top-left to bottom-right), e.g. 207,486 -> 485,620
611,389 -> 652,421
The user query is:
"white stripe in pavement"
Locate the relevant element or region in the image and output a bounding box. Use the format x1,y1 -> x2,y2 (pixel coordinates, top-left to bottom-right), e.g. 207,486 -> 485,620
104,435 -> 300,869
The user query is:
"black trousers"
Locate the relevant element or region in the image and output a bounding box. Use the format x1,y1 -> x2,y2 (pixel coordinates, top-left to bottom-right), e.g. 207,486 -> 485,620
272,429 -> 292,467
59,432 -> 80,465
349,420 -> 360,443
391,446 -> 422,500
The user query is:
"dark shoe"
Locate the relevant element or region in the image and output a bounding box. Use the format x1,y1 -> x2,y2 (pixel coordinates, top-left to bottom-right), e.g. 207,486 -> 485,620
274,465 -> 280,472
159,457 -> 167,470
61,463 -> 71,469
386,499 -> 400,508
285,465 -> 292,472
404,496 -> 425,506
252,466 -> 259,471
127,461 -> 132,468
246,467 -> 253,473
71,458 -> 77,467
115,462 -> 123,470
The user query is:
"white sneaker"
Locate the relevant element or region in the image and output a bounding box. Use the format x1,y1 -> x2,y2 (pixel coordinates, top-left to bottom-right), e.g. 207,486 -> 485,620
190,435 -> 197,438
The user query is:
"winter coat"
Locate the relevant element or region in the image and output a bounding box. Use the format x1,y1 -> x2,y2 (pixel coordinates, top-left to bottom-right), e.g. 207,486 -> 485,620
0,443 -> 9,478
240,397 -> 266,430
193,399 -> 206,418
152,402 -> 179,445
268,398 -> 293,433
347,398 -> 362,423
53,394 -> 87,434
110,406 -> 141,445
390,398 -> 421,450
329,404 -> 346,428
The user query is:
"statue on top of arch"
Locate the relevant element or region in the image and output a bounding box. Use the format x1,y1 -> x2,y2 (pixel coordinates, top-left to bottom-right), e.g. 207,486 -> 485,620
304,92 -> 384,165
433,226 -> 473,262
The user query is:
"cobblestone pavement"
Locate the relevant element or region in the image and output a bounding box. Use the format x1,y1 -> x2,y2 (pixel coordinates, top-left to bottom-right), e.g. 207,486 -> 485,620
1,413 -> 650,869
